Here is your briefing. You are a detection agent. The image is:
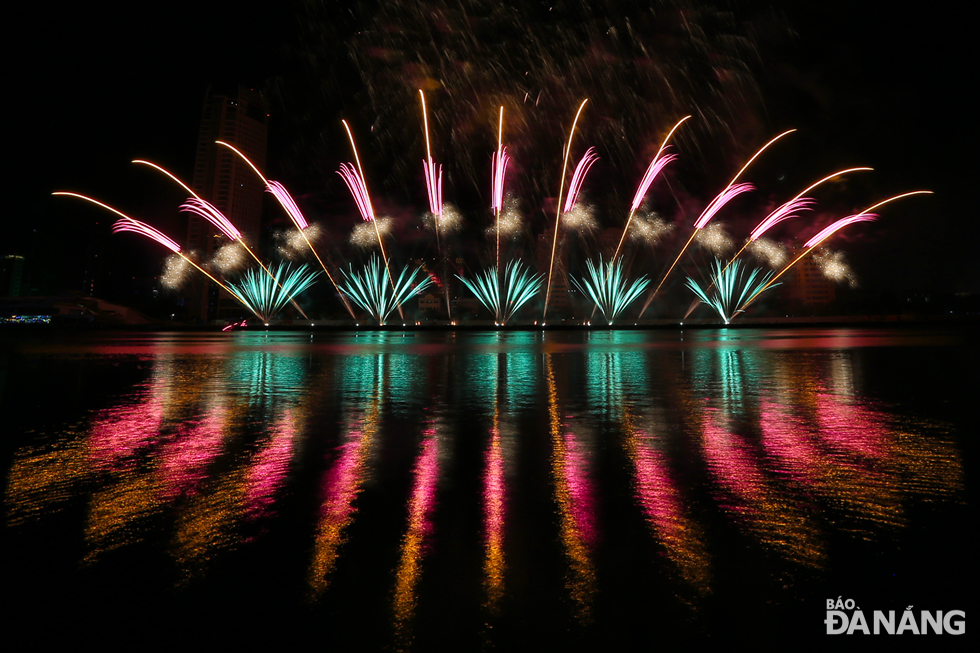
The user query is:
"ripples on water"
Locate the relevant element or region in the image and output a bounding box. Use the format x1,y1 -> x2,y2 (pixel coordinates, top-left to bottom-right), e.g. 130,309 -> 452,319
2,328 -> 973,649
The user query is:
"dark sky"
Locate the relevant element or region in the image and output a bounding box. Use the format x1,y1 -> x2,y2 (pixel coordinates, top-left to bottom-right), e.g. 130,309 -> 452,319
9,0 -> 977,299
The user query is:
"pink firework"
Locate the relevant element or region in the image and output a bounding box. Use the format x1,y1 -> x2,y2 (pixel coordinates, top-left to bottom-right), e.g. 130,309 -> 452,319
111,219 -> 182,253
491,146 -> 510,213
563,147 -> 599,214
693,182 -> 754,229
423,157 -> 443,217
804,213 -> 877,249
338,163 -> 375,222
749,197 -> 815,241
630,150 -> 678,212
179,198 -> 242,240
266,180 -> 309,230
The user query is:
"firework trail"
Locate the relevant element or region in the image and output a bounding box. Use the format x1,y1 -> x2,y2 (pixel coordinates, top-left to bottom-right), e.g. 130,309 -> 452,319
134,160 -> 296,293
562,148 -> 599,214
419,89 -> 451,321
52,192 -> 262,320
681,167 -> 873,320
544,99 -> 589,323
214,142 -> 352,319
734,167 -> 873,271
339,121 -> 404,320
492,107 -> 509,260
739,190 -> 933,313
639,128 -> 795,316
610,116 -> 690,266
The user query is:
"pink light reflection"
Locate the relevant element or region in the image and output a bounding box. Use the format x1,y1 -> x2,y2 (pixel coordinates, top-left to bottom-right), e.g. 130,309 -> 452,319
244,410 -> 297,524
155,408 -> 227,501
563,430 -> 597,548
86,383 -> 165,472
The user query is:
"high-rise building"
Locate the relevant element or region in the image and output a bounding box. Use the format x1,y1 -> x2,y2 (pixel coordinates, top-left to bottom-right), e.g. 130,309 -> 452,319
788,251 -> 835,308
187,84 -> 269,322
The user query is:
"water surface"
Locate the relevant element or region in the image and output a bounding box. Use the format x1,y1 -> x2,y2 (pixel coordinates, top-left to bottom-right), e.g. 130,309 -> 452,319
2,328 -> 974,649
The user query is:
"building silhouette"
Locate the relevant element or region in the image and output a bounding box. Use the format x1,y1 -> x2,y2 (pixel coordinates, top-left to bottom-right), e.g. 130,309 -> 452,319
187,84 -> 269,322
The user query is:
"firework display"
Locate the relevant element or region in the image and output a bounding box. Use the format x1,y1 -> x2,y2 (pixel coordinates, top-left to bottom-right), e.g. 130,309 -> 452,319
685,259 -> 779,324
571,257 -> 651,325
54,96 -> 930,328
457,261 -> 544,325
227,263 -> 320,323
338,256 -> 433,325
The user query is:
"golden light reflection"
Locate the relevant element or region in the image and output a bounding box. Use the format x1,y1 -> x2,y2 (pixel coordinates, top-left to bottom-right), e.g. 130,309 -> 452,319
393,428 -> 441,646
483,374 -> 506,613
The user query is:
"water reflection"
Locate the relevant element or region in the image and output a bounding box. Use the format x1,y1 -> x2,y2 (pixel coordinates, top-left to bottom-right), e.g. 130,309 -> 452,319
2,329 -> 967,645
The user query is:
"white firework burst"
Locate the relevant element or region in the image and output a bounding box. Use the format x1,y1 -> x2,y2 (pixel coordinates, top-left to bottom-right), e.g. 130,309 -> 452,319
349,217 -> 393,249
160,254 -> 192,290
747,237 -> 788,268
695,222 -> 733,256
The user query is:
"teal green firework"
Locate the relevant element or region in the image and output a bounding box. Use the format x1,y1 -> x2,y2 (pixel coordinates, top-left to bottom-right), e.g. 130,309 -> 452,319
338,255 -> 433,324
457,260 -> 543,325
227,262 -> 320,321
685,258 -> 779,324
571,256 -> 650,324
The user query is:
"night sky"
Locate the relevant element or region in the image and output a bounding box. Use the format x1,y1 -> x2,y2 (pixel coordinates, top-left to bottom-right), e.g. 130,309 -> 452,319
10,1 -> 977,307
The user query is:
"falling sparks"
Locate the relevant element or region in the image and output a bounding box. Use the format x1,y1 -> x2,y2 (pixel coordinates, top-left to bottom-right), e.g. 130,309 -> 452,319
179,198 -> 242,241
803,214 -> 877,249
349,217 -> 393,248
211,242 -> 248,274
338,163 -> 375,222
160,254 -> 192,290
813,249 -> 857,287
747,237 -> 788,269
266,181 -> 310,230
